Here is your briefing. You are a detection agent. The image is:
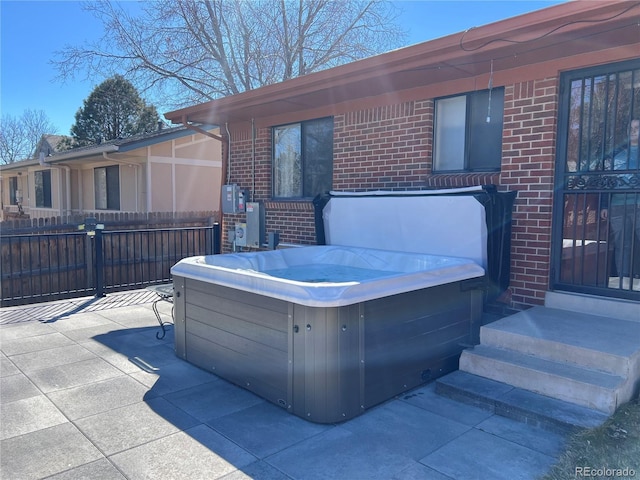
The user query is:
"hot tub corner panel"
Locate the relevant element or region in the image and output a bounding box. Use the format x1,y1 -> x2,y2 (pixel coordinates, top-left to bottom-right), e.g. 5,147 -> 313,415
291,303 -> 362,423
173,278 -> 187,360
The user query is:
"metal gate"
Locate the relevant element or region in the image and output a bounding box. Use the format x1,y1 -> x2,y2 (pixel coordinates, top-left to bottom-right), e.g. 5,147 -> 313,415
552,59 -> 640,300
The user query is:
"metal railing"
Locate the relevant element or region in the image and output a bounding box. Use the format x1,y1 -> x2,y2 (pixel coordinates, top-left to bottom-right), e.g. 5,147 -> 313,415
1,223 -> 220,307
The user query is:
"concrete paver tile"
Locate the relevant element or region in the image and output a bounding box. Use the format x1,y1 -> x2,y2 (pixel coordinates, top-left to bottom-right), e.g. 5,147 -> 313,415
219,460 -> 291,480
420,428 -> 558,480
0,372 -> 41,403
164,378 -> 264,422
0,320 -> 56,339
0,331 -> 75,356
45,458 -> 127,480
266,427 -> 415,480
340,400 -> 471,460
79,339 -> 153,374
0,423 -> 102,479
9,343 -> 96,373
45,312 -> 117,332
25,357 -> 123,393
475,414 -> 567,457
129,359 -> 217,396
75,397 -> 199,456
55,322 -> 131,343
401,383 -> 494,426
110,424 -> 256,480
1,394 -> 68,440
0,356 -> 20,377
392,462 -> 457,480
48,375 -> 151,420
207,401 -> 330,459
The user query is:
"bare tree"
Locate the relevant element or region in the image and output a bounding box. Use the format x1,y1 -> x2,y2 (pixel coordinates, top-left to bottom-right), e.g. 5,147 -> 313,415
53,0 -> 406,109
0,110 -> 58,164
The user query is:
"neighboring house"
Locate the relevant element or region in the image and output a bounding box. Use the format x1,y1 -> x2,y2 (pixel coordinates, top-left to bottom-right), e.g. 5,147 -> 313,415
165,1 -> 640,310
0,125 -> 222,221
35,134 -> 70,157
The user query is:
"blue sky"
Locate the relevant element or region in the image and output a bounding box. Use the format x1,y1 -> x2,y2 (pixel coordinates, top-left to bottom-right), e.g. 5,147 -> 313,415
1,0 -> 566,135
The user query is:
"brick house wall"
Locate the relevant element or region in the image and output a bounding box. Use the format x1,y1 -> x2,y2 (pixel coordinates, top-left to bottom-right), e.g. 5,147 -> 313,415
220,74 -> 564,309
501,78 -> 558,307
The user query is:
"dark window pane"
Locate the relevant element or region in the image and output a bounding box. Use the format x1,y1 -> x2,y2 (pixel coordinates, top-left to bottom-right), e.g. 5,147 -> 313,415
434,88 -> 503,173
273,124 -> 302,198
95,165 -> 120,210
35,170 -> 52,208
106,165 -> 120,210
272,118 -> 333,199
303,118 -> 333,197
434,95 -> 466,171
9,177 -> 18,205
468,88 -> 504,171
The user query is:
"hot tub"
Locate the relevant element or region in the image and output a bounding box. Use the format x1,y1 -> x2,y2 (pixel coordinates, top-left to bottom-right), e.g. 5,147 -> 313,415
171,245 -> 484,307
171,187 -> 515,423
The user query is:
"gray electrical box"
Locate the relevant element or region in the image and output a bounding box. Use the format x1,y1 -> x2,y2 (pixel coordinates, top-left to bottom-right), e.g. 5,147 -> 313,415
222,184 -> 245,214
245,202 -> 264,248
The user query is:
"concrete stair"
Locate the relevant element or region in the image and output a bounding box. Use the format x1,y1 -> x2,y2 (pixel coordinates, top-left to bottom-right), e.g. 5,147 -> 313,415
437,294 -> 640,432
436,371 -> 609,434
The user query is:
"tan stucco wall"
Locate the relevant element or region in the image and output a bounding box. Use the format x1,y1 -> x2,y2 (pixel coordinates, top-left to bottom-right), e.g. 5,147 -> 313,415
149,142 -> 173,157
150,162 -> 173,212
81,168 -> 93,210
175,164 -> 221,212
69,169 -> 80,212
119,164 -> 137,211
175,136 -> 222,161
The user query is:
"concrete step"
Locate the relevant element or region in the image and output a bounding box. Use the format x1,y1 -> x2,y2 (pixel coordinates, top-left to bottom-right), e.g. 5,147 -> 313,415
479,306 -> 640,377
545,291 -> 640,323
436,370 -> 609,434
459,344 -> 625,413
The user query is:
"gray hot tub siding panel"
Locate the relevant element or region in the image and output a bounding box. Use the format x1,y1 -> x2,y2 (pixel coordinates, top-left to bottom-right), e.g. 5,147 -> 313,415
176,279 -> 291,408
362,283 -> 480,408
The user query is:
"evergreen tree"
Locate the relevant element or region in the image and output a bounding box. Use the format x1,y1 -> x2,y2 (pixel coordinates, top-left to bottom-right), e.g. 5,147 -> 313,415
69,75 -> 159,147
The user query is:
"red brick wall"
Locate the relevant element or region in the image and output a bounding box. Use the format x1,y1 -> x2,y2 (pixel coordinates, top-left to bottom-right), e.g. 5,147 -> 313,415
333,101 -> 430,191
223,77 -> 561,309
500,78 -> 558,308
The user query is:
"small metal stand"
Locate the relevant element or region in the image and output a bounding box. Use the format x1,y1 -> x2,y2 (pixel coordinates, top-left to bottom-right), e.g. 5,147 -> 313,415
146,284 -> 174,339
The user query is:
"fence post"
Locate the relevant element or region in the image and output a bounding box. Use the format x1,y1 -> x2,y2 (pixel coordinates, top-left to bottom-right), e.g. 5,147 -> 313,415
94,228 -> 105,298
212,222 -> 221,254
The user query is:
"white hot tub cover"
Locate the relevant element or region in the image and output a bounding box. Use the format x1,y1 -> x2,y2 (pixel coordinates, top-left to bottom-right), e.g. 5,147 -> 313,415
321,187 -> 488,268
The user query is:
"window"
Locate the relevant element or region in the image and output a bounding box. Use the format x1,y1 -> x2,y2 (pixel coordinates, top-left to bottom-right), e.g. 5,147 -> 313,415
273,117 -> 333,198
9,177 -> 18,205
94,165 -> 120,210
433,88 -> 504,172
34,170 -> 52,208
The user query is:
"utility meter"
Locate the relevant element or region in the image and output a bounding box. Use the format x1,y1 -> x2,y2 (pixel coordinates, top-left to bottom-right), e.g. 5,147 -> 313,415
222,184 -> 246,214
235,223 -> 247,247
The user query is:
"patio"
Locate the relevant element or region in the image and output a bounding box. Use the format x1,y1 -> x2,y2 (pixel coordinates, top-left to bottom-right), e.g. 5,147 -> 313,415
1,290 -> 567,480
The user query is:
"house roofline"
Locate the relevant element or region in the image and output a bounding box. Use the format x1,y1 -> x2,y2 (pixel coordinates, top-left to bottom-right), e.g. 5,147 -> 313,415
0,124 -> 219,168
164,1 -> 640,126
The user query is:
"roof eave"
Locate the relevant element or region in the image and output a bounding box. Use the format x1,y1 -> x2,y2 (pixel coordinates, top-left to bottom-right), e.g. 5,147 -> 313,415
164,1 -> 640,126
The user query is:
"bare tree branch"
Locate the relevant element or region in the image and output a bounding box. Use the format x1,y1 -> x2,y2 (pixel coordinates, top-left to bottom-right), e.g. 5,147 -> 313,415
52,0 -> 407,111
0,110 -> 58,164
